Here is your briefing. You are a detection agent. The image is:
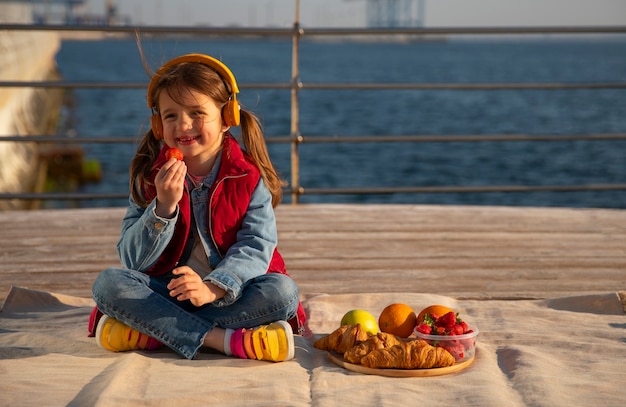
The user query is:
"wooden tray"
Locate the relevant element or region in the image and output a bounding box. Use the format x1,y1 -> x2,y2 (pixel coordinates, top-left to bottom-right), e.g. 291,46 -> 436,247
327,352 -> 475,377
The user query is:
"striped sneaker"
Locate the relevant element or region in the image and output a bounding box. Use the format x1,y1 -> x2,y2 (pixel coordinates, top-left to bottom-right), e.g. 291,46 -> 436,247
247,321 -> 295,362
95,315 -> 162,352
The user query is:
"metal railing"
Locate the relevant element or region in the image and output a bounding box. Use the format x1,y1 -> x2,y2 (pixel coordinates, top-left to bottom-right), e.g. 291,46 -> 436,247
1,3 -> 626,206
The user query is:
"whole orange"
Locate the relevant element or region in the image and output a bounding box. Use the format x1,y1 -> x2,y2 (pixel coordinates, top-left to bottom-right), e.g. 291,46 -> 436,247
378,303 -> 417,338
416,305 -> 455,324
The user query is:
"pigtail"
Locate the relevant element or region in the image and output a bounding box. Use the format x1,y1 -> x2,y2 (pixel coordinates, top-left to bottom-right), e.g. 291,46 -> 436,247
129,129 -> 163,208
239,109 -> 286,207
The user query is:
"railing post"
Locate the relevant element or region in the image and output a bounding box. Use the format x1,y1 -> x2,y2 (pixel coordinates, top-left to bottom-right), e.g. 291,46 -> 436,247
290,0 -> 302,204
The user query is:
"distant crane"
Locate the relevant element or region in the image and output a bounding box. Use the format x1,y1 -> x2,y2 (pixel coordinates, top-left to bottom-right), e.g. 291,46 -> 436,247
345,0 -> 426,28
29,0 -> 125,25
30,0 -> 85,24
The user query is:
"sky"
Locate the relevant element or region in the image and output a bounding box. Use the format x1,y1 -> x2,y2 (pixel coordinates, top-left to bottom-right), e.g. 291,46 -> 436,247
78,0 -> 626,28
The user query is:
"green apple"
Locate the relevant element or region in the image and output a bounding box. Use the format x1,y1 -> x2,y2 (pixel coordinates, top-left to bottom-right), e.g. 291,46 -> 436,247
340,309 -> 379,335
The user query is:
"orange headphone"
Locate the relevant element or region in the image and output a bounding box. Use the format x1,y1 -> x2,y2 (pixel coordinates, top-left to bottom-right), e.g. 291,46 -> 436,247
146,53 -> 241,140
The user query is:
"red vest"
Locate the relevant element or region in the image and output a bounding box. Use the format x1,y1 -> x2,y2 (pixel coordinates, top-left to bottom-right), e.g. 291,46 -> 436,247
143,135 -> 287,276
144,135 -> 304,329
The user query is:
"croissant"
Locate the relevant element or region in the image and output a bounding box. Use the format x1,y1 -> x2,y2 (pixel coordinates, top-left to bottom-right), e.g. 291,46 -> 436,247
313,324 -> 370,354
360,339 -> 455,369
343,332 -> 401,364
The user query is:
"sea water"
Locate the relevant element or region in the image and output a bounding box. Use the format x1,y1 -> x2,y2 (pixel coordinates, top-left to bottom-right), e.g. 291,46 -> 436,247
54,37 -> 626,208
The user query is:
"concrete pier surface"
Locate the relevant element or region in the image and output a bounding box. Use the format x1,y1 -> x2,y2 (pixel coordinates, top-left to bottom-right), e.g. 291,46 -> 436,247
1,204 -> 625,306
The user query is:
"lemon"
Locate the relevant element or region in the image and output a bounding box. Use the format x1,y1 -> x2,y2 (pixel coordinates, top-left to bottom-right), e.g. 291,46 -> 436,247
340,309 -> 379,335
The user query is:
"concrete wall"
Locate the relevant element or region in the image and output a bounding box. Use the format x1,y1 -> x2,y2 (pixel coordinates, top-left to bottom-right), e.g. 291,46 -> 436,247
0,2 -> 62,209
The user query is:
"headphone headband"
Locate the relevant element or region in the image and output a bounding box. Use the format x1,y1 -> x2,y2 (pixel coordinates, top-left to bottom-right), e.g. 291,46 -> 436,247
147,54 -> 241,137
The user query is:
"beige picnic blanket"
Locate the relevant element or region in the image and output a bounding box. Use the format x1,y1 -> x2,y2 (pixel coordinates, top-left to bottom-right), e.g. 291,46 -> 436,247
1,286 -> 624,406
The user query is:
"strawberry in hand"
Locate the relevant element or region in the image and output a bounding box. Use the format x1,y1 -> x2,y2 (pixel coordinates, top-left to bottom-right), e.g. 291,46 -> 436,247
165,147 -> 184,161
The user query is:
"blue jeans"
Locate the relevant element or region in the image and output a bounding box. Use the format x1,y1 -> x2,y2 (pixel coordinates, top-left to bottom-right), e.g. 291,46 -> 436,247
92,267 -> 300,360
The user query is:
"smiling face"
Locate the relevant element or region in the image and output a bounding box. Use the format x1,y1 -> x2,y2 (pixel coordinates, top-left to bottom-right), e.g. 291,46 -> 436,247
158,87 -> 230,168
149,61 -> 233,174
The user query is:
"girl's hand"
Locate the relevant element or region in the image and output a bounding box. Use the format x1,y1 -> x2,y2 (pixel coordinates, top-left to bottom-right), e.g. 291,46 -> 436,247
155,157 -> 186,218
167,266 -> 227,307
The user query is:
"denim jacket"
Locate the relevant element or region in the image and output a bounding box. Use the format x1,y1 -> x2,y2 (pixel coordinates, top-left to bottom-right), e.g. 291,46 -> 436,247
116,140 -> 279,307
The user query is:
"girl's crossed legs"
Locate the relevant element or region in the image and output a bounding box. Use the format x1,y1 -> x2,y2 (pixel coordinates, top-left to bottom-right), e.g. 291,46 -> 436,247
92,267 -> 300,360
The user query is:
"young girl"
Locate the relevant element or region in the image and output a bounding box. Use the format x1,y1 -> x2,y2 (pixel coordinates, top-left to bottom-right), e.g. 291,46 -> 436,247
89,53 -> 305,362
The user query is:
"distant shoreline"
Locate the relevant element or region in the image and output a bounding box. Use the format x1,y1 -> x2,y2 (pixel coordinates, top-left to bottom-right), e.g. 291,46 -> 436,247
54,29 -> 626,43
58,31 -> 128,40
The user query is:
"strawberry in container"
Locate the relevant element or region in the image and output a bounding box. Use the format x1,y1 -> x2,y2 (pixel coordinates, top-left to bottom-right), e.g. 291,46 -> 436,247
414,306 -> 479,363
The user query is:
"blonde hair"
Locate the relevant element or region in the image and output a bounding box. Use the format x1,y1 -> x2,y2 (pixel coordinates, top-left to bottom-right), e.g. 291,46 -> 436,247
130,57 -> 285,208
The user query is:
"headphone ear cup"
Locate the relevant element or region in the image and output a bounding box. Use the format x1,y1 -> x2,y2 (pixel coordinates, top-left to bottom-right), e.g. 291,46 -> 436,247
222,99 -> 240,127
151,114 -> 163,140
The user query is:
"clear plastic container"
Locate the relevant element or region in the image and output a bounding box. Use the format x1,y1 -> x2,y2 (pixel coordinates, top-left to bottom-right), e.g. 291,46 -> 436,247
413,326 -> 479,363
